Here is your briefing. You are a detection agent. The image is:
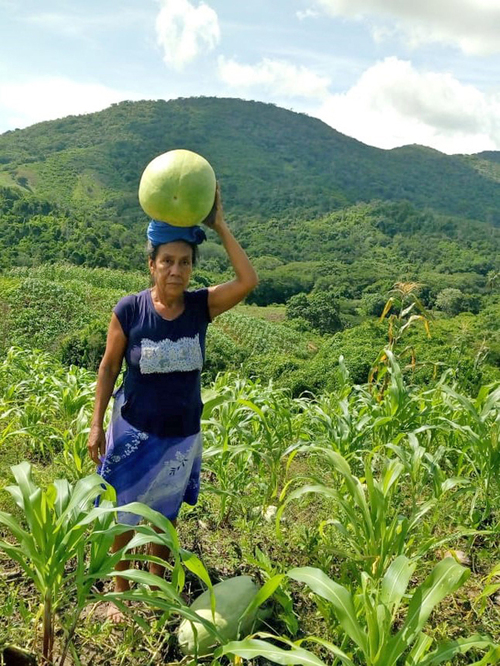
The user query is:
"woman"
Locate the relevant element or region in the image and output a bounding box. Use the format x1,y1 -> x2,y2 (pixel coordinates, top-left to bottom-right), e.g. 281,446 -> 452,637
87,186 -> 258,620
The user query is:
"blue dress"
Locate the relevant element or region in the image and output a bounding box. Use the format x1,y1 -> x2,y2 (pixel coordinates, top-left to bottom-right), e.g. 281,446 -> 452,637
98,288 -> 210,525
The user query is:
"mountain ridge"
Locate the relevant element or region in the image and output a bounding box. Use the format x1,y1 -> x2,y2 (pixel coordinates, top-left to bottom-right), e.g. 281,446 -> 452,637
0,97 -> 498,226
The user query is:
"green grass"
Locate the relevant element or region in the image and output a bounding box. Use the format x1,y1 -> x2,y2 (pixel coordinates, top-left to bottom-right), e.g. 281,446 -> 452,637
237,303 -> 287,323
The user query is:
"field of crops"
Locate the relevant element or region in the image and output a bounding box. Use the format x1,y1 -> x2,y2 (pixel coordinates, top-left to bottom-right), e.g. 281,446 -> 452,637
0,344 -> 499,665
215,311 -> 316,358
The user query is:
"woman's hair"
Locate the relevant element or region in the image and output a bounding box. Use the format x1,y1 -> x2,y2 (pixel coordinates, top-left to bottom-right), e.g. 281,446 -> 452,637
147,240 -> 199,265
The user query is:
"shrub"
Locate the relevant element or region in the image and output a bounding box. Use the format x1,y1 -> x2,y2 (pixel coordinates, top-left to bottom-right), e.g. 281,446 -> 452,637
204,327 -> 248,381
60,319 -> 108,370
287,289 -> 343,335
3,278 -> 90,351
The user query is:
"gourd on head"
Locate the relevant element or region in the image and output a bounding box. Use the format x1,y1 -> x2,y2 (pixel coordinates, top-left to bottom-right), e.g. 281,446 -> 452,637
139,149 -> 216,227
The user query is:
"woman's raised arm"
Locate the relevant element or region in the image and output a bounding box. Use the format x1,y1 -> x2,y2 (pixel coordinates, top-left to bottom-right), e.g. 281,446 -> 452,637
205,187 -> 259,319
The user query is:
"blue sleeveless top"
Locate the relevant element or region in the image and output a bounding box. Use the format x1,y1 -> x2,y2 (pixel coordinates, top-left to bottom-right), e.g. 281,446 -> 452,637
113,288 -> 211,437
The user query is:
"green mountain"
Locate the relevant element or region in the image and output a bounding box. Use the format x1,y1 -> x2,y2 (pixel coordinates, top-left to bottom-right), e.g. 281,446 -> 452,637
0,97 -> 499,317
0,97 -> 499,225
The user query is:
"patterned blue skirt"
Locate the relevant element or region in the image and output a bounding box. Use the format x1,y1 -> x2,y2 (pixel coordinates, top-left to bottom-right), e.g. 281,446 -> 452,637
98,389 -> 202,526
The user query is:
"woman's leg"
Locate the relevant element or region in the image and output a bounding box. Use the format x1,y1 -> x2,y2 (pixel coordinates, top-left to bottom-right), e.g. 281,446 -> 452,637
149,519 -> 177,580
107,529 -> 134,622
112,529 -> 135,590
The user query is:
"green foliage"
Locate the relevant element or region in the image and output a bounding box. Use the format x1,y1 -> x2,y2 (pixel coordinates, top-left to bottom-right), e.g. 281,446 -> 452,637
278,450 -> 440,579
0,347 -> 97,468
220,560 -> 496,665
0,462 -> 118,663
7,262 -> 149,292
0,347 -> 499,663
1,263 -> 498,400
306,320 -> 388,387
286,292 -> 309,321
435,287 -> 481,316
359,292 -> 387,317
0,461 -> 231,664
2,278 -> 90,351
59,319 -> 109,371
216,310 -> 314,358
247,262 -> 316,306
1,98 -> 499,225
197,240 -> 229,272
278,558 -> 493,666
204,326 -> 249,381
287,289 -> 343,335
1,101 -> 499,316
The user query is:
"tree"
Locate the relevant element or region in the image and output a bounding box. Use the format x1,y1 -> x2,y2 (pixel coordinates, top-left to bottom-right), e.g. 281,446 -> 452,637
435,288 -> 480,316
359,292 -> 387,317
307,290 -> 343,334
286,292 -> 309,321
287,290 -> 342,335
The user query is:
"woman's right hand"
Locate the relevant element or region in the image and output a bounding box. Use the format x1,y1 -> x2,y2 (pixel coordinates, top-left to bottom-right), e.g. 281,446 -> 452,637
87,424 -> 106,464
203,184 -> 227,234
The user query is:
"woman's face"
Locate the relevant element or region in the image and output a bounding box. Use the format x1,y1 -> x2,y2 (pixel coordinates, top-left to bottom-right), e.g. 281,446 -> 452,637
149,241 -> 193,295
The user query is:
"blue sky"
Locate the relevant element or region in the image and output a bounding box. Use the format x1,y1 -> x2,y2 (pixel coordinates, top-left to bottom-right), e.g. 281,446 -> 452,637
1,0 -> 499,154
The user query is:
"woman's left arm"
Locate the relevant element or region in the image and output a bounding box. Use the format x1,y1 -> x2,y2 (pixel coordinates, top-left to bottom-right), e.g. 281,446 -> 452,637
206,188 -> 259,319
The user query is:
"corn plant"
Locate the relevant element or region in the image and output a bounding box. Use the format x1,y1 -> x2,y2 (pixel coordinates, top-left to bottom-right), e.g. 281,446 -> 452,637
376,281 -> 431,368
0,348 -> 97,462
474,563 -> 500,616
202,379 -> 262,519
237,392 -> 299,501
44,369 -> 95,421
0,462 -> 276,664
365,350 -> 431,442
54,426 -> 94,482
0,462 -> 129,665
0,347 -> 57,391
0,466 -> 216,665
437,382 -> 500,524
202,376 -> 305,519
82,502 -> 281,661
278,449 -> 454,579
394,423 -> 471,487
218,557 -> 496,666
216,311 -> 312,357
298,392 -> 370,458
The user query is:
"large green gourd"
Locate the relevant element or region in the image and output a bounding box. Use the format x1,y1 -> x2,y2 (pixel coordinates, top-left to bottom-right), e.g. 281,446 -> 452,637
138,149 -> 216,226
177,575 -> 260,656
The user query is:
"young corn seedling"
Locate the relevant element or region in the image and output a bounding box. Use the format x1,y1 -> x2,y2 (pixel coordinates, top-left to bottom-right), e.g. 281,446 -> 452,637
278,449 -> 450,579
438,382 -> 500,525
0,462 -> 130,665
217,557 -> 496,666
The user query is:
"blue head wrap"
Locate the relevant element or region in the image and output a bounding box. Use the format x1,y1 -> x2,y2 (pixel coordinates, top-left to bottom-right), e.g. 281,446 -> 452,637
147,220 -> 207,247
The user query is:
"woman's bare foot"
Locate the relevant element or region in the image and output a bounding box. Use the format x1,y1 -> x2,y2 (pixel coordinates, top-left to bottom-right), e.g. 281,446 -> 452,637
106,601 -> 127,624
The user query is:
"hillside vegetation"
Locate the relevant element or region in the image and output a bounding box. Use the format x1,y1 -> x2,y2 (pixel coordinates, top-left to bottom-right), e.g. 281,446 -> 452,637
1,97 -> 499,225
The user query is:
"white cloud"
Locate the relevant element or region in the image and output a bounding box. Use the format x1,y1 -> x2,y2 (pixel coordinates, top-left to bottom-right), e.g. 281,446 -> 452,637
155,0 -> 220,70
218,57 -> 331,100
296,9 -> 320,20
0,77 -> 142,131
313,0 -> 500,55
316,57 -> 500,154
